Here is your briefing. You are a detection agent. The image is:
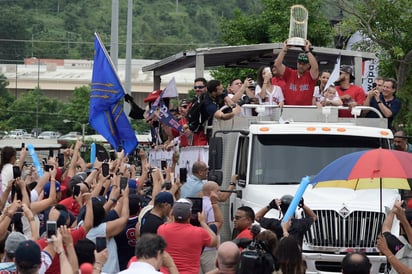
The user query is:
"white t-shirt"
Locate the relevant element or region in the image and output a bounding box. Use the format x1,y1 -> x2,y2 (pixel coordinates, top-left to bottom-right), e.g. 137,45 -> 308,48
255,84 -> 284,115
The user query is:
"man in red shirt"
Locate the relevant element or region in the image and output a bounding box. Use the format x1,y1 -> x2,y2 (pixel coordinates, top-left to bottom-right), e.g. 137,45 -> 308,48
37,193 -> 93,274
232,206 -> 254,240
274,40 -> 319,105
157,198 -> 218,274
335,65 -> 366,117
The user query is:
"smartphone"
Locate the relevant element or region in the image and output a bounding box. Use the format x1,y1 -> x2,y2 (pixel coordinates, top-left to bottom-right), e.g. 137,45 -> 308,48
44,164 -> 53,172
102,163 -> 110,177
21,142 -> 25,149
117,145 -> 123,153
49,149 -> 54,158
96,237 -> 107,252
120,176 -> 128,190
109,151 -> 116,161
188,197 -> 203,226
72,184 -> 81,197
57,153 -> 64,167
13,166 -> 21,179
46,221 -> 57,240
372,82 -> 377,89
179,168 -> 187,183
161,160 -> 167,170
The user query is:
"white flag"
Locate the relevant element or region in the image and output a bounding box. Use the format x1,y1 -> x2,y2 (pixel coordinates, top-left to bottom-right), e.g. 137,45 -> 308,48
324,54 -> 341,92
162,77 -> 179,98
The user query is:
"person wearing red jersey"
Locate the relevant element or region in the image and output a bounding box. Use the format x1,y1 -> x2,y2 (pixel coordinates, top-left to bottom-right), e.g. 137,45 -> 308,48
274,40 -> 319,105
335,65 -> 366,117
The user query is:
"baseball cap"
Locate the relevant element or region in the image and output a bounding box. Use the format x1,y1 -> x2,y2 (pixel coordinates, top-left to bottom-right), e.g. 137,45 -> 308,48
297,53 -> 309,63
5,232 -> 28,255
340,65 -> 355,82
180,99 -> 189,107
172,198 -> 192,221
14,240 -> 41,269
154,192 -> 174,206
43,181 -> 61,198
144,89 -> 162,103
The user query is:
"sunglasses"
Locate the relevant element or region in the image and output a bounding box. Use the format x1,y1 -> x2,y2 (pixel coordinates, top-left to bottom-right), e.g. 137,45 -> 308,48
194,85 -> 205,90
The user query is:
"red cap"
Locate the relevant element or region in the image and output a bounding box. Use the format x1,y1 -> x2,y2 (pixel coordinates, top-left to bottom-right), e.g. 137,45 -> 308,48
144,89 -> 162,103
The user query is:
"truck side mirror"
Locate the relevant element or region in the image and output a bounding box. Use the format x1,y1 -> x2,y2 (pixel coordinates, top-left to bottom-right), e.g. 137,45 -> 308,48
208,137 -> 223,170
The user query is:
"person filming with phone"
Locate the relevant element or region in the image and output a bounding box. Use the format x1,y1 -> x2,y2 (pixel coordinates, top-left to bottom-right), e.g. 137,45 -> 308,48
363,77 -> 401,129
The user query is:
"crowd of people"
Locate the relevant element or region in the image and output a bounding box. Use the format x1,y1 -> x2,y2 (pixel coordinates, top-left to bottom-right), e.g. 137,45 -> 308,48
0,41 -> 410,274
146,39 -> 403,152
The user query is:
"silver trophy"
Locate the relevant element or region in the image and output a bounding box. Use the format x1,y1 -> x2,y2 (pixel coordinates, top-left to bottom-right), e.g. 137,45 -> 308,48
287,5 -> 308,47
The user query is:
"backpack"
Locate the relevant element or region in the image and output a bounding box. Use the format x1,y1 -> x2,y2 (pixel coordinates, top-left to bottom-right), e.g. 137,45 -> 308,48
186,94 -> 208,133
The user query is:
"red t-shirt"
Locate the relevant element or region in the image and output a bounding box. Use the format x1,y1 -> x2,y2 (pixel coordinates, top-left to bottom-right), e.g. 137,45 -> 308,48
336,85 -> 366,117
157,222 -> 212,274
235,228 -> 254,240
171,117 -> 208,147
271,76 -> 286,94
37,226 -> 86,274
282,67 -> 317,105
59,196 -> 80,217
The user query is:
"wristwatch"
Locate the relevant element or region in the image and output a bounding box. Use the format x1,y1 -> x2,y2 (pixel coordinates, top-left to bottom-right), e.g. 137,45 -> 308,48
229,181 -> 236,186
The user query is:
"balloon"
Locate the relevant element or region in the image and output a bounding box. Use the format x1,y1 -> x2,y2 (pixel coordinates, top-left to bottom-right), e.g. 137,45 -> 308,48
282,176 -> 310,223
27,144 -> 43,177
90,143 -> 96,165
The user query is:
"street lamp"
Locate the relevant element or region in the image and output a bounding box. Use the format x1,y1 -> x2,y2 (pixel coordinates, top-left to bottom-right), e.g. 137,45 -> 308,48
63,119 -> 87,141
32,57 -> 41,131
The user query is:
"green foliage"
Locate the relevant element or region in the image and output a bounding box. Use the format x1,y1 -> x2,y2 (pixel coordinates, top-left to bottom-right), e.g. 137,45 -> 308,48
220,0 -> 333,46
335,0 -> 412,133
6,88 -> 65,131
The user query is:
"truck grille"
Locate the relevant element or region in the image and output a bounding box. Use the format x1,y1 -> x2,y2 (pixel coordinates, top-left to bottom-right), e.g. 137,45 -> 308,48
305,210 -> 385,248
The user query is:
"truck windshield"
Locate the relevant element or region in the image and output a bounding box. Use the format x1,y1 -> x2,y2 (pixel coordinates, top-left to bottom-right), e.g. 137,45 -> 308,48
249,134 -> 390,185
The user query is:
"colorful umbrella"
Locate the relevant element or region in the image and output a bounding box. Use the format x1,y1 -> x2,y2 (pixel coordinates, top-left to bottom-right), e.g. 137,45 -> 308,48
311,148 -> 412,212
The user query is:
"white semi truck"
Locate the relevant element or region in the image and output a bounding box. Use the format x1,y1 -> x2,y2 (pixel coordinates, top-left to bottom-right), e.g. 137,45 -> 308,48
207,106 -> 400,273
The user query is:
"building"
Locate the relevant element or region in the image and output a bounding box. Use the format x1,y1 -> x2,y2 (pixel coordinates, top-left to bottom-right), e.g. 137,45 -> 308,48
1,58 -> 211,106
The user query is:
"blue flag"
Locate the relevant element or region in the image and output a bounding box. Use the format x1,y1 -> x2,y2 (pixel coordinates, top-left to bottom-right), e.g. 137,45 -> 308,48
89,33 -> 138,155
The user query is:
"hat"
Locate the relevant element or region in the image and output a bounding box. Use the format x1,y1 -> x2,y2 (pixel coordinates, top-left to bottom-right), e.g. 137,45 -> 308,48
144,89 -> 162,103
154,192 -> 174,206
69,172 -> 87,190
172,198 -> 192,221
340,65 -> 355,82
14,240 -> 41,268
5,232 -> 28,255
180,99 -> 189,107
43,181 -> 61,198
297,53 -> 309,63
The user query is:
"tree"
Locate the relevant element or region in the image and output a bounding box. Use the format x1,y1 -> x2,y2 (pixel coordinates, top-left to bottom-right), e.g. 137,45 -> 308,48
334,0 -> 412,132
63,85 -> 91,134
6,89 -> 65,132
220,0 -> 333,46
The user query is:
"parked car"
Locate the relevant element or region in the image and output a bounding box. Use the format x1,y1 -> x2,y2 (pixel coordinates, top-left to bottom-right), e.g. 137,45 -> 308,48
37,131 -> 62,139
58,131 -> 81,141
0,131 -> 8,139
6,129 -> 32,139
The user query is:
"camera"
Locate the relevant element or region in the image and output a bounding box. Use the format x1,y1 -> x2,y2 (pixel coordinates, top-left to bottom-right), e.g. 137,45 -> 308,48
237,95 -> 251,106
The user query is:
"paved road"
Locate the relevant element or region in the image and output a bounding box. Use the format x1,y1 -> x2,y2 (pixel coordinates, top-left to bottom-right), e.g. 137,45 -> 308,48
0,138 -> 61,149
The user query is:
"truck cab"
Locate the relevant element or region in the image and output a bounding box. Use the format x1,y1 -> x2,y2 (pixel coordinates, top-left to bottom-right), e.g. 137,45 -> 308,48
209,106 -> 398,273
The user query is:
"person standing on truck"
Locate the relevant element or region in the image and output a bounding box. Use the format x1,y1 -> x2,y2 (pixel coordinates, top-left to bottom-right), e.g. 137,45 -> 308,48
363,78 -> 401,129
273,40 -> 319,105
335,65 -> 366,117
255,194 -> 317,246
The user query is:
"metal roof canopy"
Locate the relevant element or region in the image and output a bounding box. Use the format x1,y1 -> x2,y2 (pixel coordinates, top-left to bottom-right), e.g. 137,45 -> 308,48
142,42 -> 376,89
